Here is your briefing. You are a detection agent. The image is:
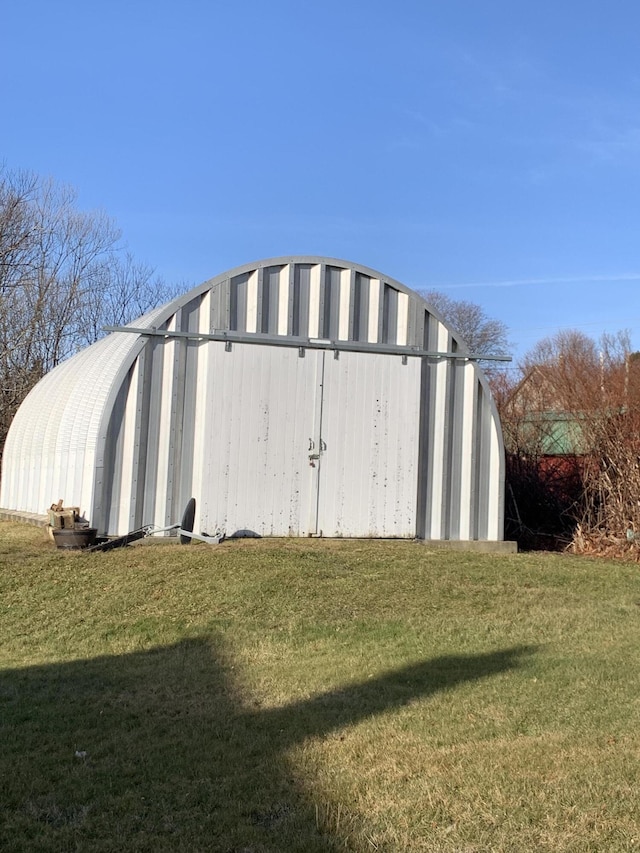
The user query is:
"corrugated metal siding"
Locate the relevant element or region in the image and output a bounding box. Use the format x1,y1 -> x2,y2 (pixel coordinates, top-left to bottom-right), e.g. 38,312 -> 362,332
0,304 -> 165,517
1,329 -> 145,518
1,257 -> 505,540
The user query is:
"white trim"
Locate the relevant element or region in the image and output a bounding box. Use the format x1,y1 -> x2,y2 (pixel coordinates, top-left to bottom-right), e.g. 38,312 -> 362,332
429,324 -> 449,538
458,362 -> 475,540
338,268 -> 351,340
308,264 -> 321,338
368,279 -> 380,342
278,265 -> 290,335
154,314 -> 176,527
396,291 -> 409,346
246,270 -> 258,333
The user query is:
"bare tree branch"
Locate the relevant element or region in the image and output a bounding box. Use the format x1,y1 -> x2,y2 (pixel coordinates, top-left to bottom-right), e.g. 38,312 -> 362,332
0,166 -> 178,466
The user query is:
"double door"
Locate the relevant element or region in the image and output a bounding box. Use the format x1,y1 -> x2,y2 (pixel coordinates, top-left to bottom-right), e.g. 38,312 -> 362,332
199,343 -> 421,537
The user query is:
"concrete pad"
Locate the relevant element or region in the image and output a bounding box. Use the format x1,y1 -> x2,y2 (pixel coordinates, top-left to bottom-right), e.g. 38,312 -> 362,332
0,508 -> 48,527
418,539 -> 518,554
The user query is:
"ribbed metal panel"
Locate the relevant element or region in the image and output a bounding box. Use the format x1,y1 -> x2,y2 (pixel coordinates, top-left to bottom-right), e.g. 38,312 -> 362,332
1,323 -> 148,519
1,257 -> 506,541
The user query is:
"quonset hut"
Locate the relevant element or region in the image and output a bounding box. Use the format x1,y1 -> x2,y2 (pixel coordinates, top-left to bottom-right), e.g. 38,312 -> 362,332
1,257 -> 507,541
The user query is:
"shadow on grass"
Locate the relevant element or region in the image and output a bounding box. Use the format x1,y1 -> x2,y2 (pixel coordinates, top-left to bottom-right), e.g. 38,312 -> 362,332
0,640 -> 535,852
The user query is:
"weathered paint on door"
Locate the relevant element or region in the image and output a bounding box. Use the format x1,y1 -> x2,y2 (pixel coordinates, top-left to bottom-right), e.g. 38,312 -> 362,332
315,350 -> 421,537
197,344 -> 421,538
198,343 -> 321,537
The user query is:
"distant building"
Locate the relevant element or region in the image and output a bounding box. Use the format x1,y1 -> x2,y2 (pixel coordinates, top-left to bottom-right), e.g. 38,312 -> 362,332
504,365 -> 589,458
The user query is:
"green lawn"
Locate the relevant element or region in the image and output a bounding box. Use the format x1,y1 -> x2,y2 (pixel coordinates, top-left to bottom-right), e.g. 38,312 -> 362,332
1,522 -> 639,852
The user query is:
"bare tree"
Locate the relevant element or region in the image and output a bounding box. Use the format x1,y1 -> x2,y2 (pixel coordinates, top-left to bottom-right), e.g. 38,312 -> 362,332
421,290 -> 511,361
0,170 -> 40,292
498,327 -> 640,557
0,167 -> 177,464
75,252 -> 175,348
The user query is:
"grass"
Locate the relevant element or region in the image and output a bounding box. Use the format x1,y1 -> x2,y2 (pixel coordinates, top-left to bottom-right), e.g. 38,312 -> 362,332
1,522 -> 639,852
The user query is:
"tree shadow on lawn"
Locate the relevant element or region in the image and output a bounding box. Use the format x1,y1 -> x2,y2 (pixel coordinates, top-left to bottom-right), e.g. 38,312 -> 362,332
0,639 -> 535,852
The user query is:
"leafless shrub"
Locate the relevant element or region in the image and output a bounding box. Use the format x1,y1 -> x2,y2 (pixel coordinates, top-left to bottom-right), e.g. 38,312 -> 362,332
497,329 -> 640,558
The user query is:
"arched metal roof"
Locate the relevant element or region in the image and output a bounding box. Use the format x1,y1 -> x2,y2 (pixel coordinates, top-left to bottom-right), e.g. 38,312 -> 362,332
109,255 -> 483,354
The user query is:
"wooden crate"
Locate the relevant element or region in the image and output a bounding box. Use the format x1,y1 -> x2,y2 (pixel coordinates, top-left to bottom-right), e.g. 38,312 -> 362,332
48,508 -> 80,529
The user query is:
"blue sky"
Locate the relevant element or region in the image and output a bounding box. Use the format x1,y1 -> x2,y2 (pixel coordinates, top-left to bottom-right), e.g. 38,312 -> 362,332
3,0 -> 640,362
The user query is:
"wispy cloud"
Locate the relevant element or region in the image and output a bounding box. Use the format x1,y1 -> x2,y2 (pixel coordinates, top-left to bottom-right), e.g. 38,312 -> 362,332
426,273 -> 640,290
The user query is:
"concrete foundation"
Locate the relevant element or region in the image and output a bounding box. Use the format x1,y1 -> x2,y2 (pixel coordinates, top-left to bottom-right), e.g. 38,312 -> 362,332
418,539 -> 517,554
0,508 -> 48,527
